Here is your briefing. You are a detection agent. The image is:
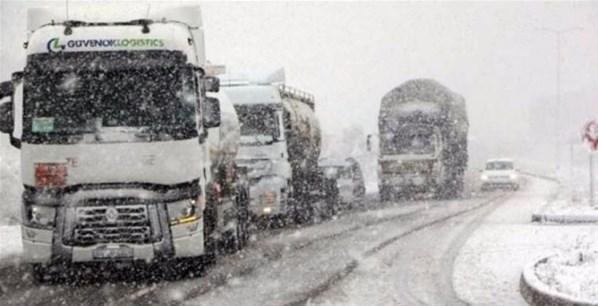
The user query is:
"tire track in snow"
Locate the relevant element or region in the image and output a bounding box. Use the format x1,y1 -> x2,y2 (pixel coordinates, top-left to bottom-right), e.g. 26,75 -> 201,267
282,193 -> 509,306
125,200 -> 439,304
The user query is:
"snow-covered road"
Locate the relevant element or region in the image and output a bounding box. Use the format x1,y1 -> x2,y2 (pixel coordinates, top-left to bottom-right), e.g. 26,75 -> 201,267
0,175 -> 569,306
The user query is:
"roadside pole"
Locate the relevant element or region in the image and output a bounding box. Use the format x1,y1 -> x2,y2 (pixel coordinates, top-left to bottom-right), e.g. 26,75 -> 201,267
591,152 -> 595,206
582,120 -> 598,206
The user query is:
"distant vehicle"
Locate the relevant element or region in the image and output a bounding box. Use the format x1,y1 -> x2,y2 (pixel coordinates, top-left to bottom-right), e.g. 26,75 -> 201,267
319,157 -> 366,208
480,159 -> 520,191
372,79 -> 469,201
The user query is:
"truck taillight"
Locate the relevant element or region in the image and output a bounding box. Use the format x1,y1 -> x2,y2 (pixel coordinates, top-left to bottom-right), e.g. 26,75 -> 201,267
35,163 -> 67,187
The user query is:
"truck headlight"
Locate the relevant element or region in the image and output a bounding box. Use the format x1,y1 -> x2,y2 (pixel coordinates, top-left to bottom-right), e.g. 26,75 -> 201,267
481,174 -> 489,181
324,168 -> 338,179
509,173 -> 518,180
24,205 -> 56,228
168,199 -> 199,225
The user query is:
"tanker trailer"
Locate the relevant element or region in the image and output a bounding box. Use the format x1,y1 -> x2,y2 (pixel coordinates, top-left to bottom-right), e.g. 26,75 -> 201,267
377,79 -> 468,201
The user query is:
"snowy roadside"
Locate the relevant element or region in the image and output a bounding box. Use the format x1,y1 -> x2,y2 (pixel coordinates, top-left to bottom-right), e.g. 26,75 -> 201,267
531,163 -> 598,224
528,250 -> 598,304
452,176 -> 582,305
0,225 -> 22,266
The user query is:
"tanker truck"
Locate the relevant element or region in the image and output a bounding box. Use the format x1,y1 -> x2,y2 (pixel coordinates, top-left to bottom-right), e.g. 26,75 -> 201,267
221,71 -> 323,224
0,4 -> 250,281
375,79 -> 468,200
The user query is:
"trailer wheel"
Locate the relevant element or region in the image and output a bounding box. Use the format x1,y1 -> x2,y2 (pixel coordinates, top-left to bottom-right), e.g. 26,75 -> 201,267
379,186 -> 392,202
236,186 -> 250,249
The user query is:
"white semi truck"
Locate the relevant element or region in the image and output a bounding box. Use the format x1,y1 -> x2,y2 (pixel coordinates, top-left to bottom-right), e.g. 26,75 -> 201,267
0,5 -> 250,281
221,73 -> 323,224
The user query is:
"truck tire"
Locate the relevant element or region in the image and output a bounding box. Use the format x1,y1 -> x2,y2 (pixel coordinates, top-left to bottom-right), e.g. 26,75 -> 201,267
222,185 -> 250,254
31,264 -> 51,283
31,263 -> 66,284
379,186 -> 391,202
236,186 -> 250,249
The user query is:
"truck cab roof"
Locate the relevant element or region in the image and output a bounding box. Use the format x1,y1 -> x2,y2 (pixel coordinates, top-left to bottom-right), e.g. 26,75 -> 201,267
223,85 -> 282,106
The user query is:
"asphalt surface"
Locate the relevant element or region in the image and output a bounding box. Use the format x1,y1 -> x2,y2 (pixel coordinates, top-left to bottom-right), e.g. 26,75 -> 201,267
0,176 -> 552,306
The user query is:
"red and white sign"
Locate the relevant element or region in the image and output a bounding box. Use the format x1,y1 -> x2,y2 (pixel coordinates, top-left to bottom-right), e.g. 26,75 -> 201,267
583,120 -> 598,151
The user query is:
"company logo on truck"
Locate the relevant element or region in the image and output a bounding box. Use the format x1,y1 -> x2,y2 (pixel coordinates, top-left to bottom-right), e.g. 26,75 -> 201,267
47,38 -> 165,52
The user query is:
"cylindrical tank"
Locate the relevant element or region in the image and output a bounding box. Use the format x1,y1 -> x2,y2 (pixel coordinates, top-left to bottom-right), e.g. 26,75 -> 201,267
280,86 -> 321,170
208,91 -> 241,168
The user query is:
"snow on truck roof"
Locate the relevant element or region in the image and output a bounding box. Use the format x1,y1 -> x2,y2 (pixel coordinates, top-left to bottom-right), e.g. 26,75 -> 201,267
25,5 -> 205,64
27,5 -> 202,32
222,85 -> 282,105
380,79 -> 467,123
222,83 -> 315,109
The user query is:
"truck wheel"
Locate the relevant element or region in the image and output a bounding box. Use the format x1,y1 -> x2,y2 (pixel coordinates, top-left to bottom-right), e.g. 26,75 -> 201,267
223,186 -> 250,254
236,186 -> 250,249
31,263 -> 66,284
31,264 -> 50,283
379,187 -> 391,202
294,200 -> 314,224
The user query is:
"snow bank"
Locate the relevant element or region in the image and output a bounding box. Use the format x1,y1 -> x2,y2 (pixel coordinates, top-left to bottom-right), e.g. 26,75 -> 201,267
0,148 -> 22,225
533,251 -> 598,303
0,225 -> 22,263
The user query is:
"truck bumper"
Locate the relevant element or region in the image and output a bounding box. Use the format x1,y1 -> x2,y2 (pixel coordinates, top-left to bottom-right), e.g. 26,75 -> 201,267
248,176 -> 287,217
22,220 -> 205,264
380,173 -> 439,192
21,226 -> 53,263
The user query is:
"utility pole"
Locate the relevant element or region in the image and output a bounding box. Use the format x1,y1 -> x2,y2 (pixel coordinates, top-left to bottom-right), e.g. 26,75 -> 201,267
537,27 -> 583,175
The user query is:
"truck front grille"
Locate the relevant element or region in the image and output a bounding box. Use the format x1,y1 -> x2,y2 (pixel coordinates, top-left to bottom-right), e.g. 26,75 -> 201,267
73,205 -> 152,246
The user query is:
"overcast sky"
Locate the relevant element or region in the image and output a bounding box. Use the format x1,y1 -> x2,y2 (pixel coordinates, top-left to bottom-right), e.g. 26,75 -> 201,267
1,1 -> 597,163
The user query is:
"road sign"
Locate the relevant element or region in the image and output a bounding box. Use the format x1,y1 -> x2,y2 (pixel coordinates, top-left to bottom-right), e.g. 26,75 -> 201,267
583,120 -> 598,151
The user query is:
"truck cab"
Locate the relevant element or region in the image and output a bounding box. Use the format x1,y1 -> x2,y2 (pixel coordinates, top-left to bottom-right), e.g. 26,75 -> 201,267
0,5 -> 249,281
224,84 -> 292,221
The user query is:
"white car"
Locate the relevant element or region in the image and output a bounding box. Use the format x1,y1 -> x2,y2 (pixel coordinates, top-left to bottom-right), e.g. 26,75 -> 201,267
480,159 -> 520,191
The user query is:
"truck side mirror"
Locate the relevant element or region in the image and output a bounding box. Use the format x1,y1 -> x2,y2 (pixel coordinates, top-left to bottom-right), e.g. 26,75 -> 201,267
203,97 -> 221,128
0,101 -> 13,134
203,76 -> 220,93
0,80 -> 14,134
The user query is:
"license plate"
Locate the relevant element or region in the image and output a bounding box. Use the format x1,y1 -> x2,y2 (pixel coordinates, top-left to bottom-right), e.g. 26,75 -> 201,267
92,246 -> 134,259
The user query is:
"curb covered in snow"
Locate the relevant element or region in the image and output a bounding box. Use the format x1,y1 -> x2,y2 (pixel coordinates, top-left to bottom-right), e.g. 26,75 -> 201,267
531,213 -> 598,224
520,257 -> 595,306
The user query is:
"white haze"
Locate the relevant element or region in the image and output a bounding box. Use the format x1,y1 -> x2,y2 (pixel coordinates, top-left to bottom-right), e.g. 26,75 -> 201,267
1,0 -> 598,168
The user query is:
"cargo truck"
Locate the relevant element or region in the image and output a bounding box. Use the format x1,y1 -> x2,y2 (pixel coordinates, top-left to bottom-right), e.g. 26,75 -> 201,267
222,73 -> 323,224
374,79 -> 468,200
0,4 -> 249,281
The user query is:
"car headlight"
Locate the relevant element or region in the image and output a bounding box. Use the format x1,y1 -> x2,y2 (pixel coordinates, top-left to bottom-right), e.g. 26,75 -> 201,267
481,174 -> 489,181
509,173 -> 518,180
24,205 -> 56,228
168,199 -> 199,225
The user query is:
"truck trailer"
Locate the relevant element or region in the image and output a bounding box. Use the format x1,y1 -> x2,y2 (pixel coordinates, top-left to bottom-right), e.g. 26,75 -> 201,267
0,4 -> 250,281
376,79 -> 468,200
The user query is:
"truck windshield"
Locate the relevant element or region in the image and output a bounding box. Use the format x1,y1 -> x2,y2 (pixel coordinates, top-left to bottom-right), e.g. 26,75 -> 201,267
234,104 -> 280,144
486,161 -> 514,170
382,126 -> 437,155
23,51 -> 198,144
